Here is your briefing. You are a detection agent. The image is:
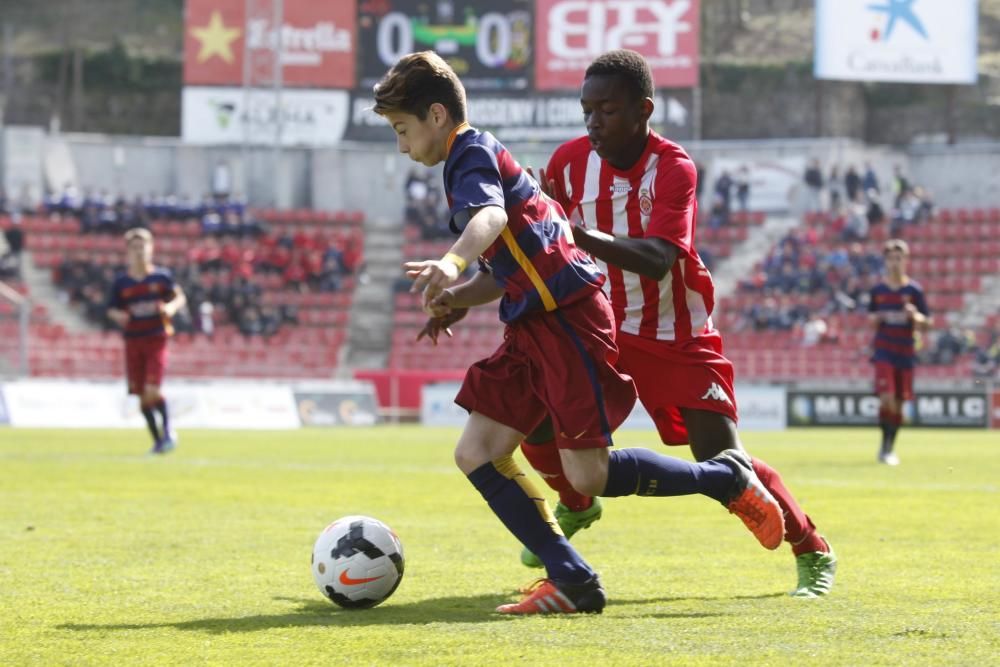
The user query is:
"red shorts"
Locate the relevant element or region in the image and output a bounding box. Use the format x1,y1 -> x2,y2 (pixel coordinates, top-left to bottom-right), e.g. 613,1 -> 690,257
455,292 -> 636,450
615,330 -> 738,446
874,361 -> 913,401
125,335 -> 168,396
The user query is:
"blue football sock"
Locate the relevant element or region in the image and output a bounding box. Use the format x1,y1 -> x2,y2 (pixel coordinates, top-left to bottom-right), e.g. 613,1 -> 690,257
141,407 -> 161,443
467,459 -> 594,584
156,399 -> 171,437
602,448 -> 734,503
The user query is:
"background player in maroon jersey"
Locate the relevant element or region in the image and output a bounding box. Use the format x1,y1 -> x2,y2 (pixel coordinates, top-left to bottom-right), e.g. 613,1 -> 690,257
422,50 -> 836,598
107,228 -> 186,454
868,239 -> 931,465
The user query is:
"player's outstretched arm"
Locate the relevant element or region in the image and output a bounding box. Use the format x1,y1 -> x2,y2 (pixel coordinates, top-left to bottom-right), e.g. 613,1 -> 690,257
446,271 -> 504,309
403,205 -> 508,299
573,229 -> 680,282
107,307 -> 129,328
162,286 -> 187,319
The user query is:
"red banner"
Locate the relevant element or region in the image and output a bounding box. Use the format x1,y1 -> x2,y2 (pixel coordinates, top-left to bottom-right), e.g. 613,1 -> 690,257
183,0 -> 357,88
534,0 -> 699,90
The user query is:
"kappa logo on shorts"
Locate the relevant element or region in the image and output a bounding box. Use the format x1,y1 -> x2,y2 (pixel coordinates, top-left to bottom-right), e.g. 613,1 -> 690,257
700,382 -> 732,404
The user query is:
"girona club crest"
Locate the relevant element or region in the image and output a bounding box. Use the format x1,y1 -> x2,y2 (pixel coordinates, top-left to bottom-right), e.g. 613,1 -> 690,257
639,189 -> 653,216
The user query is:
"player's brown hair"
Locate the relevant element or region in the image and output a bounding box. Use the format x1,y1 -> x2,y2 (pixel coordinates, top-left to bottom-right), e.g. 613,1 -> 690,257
372,51 -> 467,122
883,239 -> 909,256
124,228 -> 153,244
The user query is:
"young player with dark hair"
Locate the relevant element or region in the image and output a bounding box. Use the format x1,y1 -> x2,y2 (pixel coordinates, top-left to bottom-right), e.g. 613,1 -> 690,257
869,239 -> 931,465
376,51 -> 783,615
107,228 -> 185,454
422,49 -> 836,598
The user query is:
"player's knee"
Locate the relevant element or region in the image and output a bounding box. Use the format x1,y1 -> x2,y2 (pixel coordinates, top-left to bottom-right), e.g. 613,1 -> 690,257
453,439 -> 488,475
562,461 -> 607,497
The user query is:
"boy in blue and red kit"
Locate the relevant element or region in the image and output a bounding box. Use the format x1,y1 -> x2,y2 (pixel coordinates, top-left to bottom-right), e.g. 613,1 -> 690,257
107,228 -> 186,454
869,239 -> 931,465
374,51 -> 783,614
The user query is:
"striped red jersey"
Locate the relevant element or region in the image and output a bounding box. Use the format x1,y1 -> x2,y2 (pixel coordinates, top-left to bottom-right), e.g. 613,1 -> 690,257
546,132 -> 715,342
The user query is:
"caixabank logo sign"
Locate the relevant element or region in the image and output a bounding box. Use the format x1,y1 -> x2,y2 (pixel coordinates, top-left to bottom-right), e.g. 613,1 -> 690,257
814,0 -> 978,84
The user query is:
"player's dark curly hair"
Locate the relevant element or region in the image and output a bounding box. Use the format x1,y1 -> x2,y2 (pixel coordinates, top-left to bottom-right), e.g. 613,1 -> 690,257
584,49 -> 654,101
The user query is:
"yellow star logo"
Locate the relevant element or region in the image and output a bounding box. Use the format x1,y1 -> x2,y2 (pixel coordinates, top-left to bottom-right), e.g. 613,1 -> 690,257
190,11 -> 242,64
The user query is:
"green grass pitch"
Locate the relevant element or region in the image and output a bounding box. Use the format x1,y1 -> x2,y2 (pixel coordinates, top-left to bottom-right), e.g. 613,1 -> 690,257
1,427 -> 998,665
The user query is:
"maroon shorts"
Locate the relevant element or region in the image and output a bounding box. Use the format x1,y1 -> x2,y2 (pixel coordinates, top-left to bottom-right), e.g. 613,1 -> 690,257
874,361 -> 913,401
125,335 -> 168,396
455,292 -> 636,450
615,329 -> 738,446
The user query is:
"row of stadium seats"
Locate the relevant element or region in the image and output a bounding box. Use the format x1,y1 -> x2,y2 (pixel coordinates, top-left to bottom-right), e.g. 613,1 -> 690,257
1,206 -> 364,380
387,207 -> 1000,380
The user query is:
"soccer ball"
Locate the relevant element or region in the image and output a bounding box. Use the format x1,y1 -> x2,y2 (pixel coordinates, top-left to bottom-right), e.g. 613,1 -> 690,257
311,515 -> 405,609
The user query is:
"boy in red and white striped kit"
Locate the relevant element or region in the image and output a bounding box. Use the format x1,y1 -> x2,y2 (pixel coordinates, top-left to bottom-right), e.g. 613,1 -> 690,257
522,50 -> 835,597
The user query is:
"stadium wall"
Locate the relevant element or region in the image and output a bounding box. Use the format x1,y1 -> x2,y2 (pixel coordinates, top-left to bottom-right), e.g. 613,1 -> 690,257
0,379 -> 378,429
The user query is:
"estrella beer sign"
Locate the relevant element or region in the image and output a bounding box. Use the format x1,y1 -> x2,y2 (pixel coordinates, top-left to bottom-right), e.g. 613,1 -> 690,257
184,0 -> 357,88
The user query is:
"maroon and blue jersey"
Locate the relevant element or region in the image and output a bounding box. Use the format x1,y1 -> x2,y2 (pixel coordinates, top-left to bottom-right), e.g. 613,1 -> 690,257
107,268 -> 177,339
443,126 -> 605,323
868,280 -> 929,369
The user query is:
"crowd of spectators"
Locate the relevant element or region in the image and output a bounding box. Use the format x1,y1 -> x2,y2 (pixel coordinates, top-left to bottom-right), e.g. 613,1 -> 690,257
42,183 -> 267,238
41,184 -> 362,340
735,229 -> 885,344
801,160 -> 935,240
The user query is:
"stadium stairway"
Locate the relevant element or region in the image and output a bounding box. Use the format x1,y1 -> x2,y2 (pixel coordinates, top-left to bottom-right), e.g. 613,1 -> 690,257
20,251 -> 92,334
710,213 -> 799,299
953,274 -> 1000,330
342,218 -> 403,371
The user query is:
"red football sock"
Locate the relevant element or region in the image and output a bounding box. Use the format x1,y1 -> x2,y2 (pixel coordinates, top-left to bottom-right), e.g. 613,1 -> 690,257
751,457 -> 828,556
519,440 -> 593,512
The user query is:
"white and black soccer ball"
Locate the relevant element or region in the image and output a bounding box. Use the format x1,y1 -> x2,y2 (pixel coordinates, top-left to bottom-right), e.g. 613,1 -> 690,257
311,515 -> 404,609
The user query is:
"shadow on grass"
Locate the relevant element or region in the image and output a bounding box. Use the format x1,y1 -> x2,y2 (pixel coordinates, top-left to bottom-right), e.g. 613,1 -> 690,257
58,591 -> 780,634
57,594 -> 514,632
608,591 -> 785,606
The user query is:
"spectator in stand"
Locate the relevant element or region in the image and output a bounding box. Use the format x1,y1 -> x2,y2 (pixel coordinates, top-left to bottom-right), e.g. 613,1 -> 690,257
842,191 -> 870,241
803,159 -> 824,212
862,161 -> 880,195
198,301 -> 216,339
891,164 -> 911,208
735,166 -> 751,212
891,188 -> 922,236
801,314 -> 830,347
866,188 -> 886,227
713,170 -> 733,218
828,165 -> 843,212
844,165 -> 861,203
707,193 -> 729,230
